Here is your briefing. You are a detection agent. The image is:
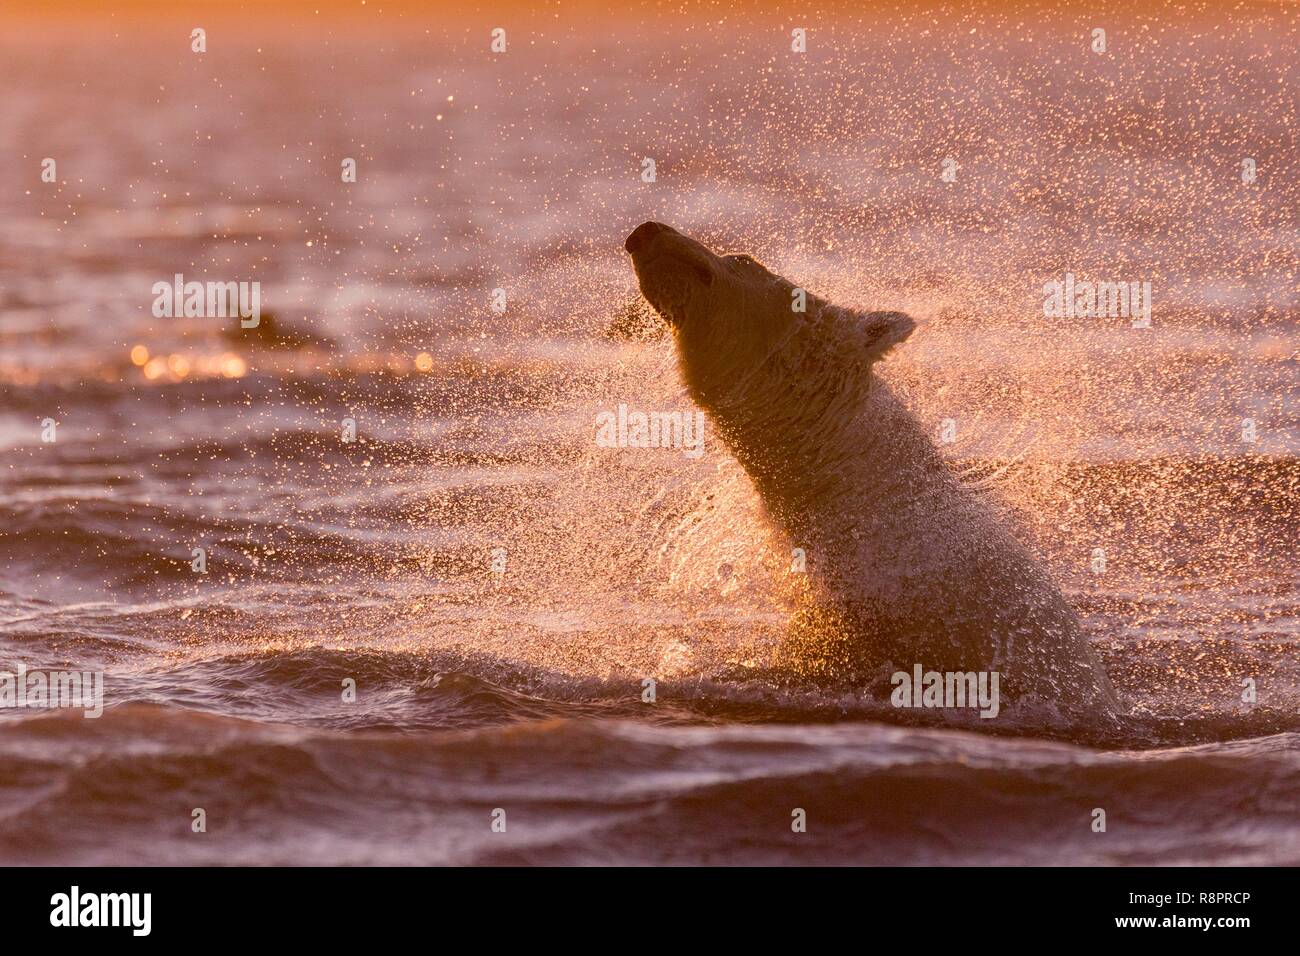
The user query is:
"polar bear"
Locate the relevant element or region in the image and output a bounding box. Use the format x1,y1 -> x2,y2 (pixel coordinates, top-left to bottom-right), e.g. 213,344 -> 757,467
625,221 -> 1118,726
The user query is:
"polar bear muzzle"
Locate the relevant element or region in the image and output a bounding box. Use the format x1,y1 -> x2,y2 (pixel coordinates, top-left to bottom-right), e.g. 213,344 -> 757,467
624,221 -> 721,325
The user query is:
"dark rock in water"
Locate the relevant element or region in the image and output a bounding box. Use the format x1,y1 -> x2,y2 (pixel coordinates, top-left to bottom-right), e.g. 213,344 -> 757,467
604,299 -> 666,342
222,311 -> 335,351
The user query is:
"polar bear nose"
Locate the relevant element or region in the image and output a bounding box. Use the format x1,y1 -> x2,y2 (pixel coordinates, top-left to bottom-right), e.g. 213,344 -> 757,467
625,221 -> 672,255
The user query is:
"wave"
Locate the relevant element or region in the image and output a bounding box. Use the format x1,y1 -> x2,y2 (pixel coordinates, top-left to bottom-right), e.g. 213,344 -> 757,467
0,702 -> 1295,865
1,639 -> 1293,750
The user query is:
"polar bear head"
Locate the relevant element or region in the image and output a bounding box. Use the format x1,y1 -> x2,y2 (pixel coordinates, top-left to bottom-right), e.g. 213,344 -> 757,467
625,221 -> 915,422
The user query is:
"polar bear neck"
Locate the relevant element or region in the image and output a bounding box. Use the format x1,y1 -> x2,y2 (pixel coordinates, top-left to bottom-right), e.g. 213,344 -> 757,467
686,301 -> 949,538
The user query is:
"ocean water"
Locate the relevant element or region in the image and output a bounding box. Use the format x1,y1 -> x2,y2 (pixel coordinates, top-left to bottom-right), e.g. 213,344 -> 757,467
0,2 -> 1297,865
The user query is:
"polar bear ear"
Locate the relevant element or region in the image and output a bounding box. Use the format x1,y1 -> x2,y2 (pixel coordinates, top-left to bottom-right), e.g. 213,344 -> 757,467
858,310 -> 915,363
